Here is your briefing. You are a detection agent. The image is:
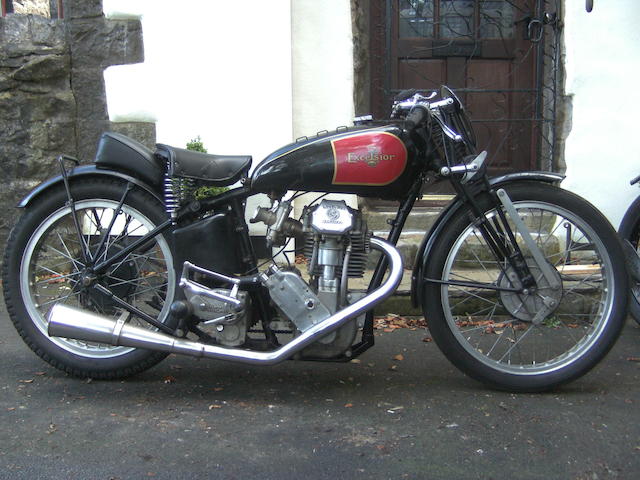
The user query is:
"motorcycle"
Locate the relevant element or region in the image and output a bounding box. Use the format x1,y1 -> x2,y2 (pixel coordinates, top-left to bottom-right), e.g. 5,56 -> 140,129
617,173 -> 640,325
2,86 -> 628,392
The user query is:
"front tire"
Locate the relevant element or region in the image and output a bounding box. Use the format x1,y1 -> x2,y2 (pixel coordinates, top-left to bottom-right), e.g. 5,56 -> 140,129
423,182 -> 627,392
3,178 -> 176,379
617,195 -> 640,325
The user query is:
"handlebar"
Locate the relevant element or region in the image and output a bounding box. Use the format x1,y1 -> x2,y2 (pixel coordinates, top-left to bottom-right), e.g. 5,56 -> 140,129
404,105 -> 429,130
391,92 -> 456,131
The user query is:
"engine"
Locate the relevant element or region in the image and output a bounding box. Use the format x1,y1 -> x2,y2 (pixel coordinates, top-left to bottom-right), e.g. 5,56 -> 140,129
258,198 -> 370,357
180,197 -> 370,358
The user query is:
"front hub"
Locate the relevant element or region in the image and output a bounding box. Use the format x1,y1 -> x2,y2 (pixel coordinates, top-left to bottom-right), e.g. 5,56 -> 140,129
498,262 -> 563,322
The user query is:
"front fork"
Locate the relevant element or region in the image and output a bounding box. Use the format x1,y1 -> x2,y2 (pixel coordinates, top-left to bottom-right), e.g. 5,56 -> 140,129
464,184 -> 561,324
452,172 -> 560,294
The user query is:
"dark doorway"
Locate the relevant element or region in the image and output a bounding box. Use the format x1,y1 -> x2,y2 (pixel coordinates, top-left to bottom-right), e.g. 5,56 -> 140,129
369,0 -> 561,180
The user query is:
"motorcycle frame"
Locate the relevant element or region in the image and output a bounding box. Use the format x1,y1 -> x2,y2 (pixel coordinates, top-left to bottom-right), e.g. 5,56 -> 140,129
51,123 -> 563,361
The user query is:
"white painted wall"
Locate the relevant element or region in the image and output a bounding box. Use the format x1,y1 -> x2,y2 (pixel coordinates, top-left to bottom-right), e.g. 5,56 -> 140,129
103,0 -> 293,236
291,0 -> 357,217
562,1 -> 640,228
103,0 -> 357,237
291,0 -> 354,139
103,0 -> 293,163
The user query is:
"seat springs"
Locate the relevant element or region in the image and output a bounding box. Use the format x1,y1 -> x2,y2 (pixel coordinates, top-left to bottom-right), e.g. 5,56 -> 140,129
164,162 -> 196,221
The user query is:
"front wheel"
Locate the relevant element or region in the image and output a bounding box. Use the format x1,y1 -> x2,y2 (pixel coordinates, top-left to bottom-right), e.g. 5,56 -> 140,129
423,182 -> 627,392
617,195 -> 640,325
2,178 -> 176,379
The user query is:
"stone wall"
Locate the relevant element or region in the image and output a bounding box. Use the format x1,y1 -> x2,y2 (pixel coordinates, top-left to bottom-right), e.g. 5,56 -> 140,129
0,0 -> 155,245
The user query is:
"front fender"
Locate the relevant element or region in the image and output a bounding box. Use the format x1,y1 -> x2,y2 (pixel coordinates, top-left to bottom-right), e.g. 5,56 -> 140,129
410,172 -> 564,308
18,164 -> 164,208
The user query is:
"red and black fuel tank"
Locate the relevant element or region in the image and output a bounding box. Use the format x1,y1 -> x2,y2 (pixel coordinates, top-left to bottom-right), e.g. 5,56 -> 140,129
250,124 -> 420,200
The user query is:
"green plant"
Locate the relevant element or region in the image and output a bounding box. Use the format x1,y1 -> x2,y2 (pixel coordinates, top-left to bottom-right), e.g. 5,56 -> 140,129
185,136 -> 229,199
542,317 -> 562,328
186,136 -> 207,153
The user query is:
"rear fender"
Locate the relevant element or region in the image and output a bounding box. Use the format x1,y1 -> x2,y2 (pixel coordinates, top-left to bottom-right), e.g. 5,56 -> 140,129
410,172 -> 564,308
18,165 -> 164,208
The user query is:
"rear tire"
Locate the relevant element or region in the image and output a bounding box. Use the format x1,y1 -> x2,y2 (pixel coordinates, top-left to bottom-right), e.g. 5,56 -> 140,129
423,182 -> 627,392
2,178 -> 176,379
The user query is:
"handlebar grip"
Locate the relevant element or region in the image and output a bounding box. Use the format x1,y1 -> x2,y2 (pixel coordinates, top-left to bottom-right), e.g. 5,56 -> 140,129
405,105 -> 429,130
394,89 -> 418,101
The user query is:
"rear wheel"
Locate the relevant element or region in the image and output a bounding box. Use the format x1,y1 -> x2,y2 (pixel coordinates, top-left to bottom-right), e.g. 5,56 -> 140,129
2,178 -> 176,379
423,182 -> 627,392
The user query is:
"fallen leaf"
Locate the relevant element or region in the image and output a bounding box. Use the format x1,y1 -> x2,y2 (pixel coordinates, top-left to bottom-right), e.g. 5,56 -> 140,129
345,403 -> 353,408
213,387 -> 224,392
163,376 -> 176,384
422,337 -> 432,343
208,404 -> 222,410
389,365 -> 398,371
627,357 -> 640,362
19,379 -> 34,384
350,358 -> 361,364
34,372 -> 46,376
393,354 -> 404,361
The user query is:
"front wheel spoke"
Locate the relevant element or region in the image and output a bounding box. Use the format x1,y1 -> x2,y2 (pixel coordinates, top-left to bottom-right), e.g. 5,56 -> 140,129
555,313 -> 595,324
562,287 -> 600,304
497,323 -> 535,364
562,271 -> 601,293
486,313 -> 510,356
459,317 -> 519,334
454,302 -> 499,319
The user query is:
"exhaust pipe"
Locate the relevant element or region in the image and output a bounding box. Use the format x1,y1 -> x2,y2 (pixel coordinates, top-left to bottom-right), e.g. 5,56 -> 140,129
48,237 -> 403,366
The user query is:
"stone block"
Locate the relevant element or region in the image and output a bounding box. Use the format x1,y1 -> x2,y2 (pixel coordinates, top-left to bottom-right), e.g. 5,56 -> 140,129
76,118 -> 111,161
61,0 -> 103,20
109,122 -> 156,150
0,15 -> 66,58
17,91 -> 75,122
11,53 -> 69,81
68,18 -> 143,68
0,74 -> 17,92
103,19 -> 144,66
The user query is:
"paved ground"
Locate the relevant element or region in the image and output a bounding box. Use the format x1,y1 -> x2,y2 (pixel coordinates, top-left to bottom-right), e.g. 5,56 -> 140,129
1,301 -> 639,480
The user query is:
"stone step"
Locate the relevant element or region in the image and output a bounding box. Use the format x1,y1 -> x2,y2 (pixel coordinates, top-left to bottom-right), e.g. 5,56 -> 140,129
364,207 -> 442,236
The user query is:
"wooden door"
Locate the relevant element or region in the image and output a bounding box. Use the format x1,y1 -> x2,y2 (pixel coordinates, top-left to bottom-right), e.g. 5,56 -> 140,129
371,0 -> 544,177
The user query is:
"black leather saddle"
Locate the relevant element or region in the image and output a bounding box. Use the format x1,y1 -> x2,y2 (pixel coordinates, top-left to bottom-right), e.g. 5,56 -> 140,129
156,144 -> 252,186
